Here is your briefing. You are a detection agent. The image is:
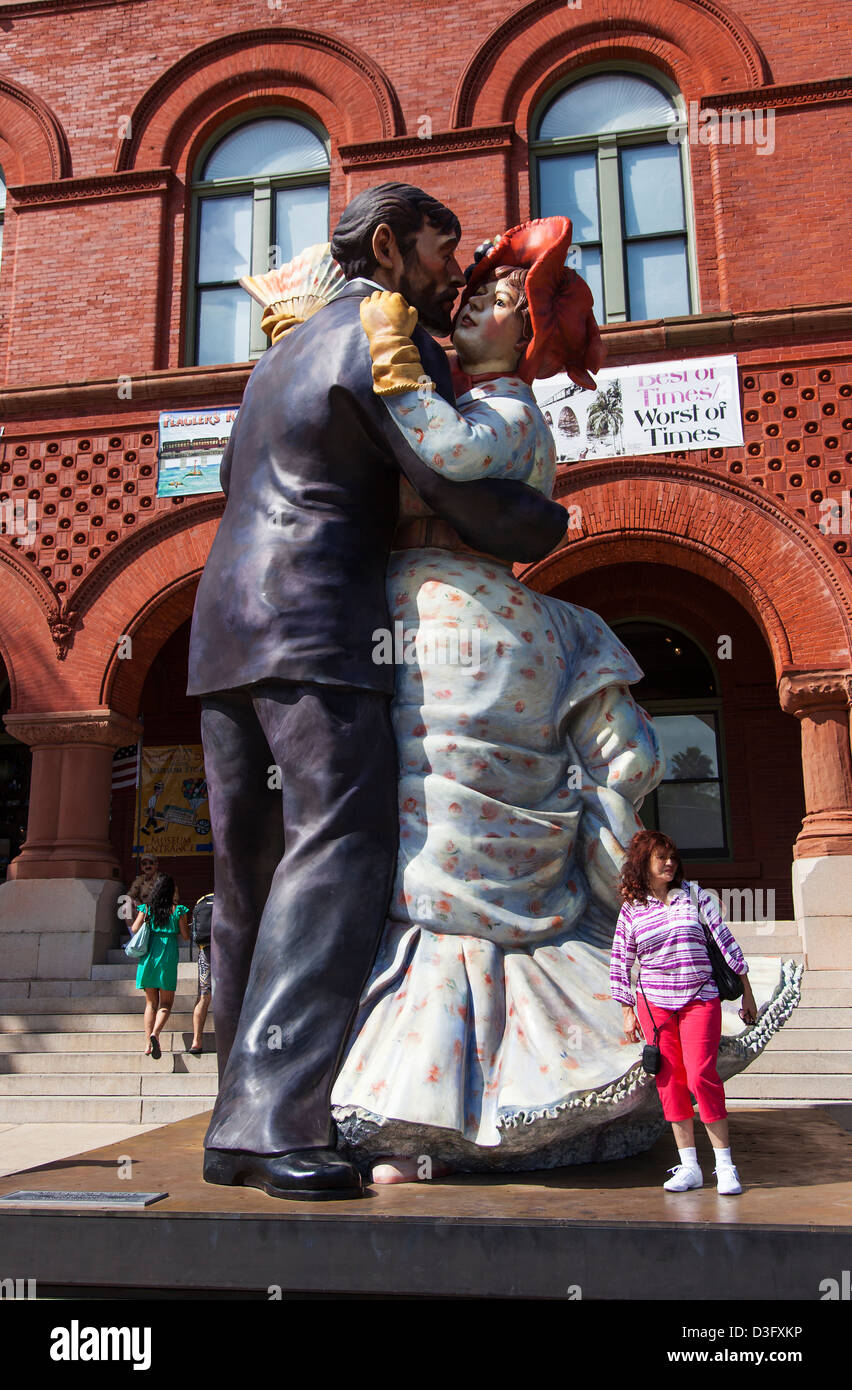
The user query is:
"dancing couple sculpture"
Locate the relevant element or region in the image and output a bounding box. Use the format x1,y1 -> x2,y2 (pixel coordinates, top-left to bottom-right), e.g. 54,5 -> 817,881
187,183 -> 798,1199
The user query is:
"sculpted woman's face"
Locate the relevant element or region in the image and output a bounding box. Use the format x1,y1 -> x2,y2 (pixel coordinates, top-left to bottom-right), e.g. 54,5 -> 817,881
452,277 -> 527,374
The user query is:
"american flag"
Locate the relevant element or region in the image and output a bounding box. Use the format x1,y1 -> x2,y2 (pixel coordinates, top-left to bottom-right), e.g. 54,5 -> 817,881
111,743 -> 141,791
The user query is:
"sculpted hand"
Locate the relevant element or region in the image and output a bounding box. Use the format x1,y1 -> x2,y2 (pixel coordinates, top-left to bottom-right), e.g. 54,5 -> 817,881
360,290 -> 418,338
360,291 -> 434,397
260,303 -> 302,345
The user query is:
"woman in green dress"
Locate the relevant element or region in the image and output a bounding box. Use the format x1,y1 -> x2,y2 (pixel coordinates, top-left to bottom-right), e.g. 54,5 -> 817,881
129,874 -> 190,1059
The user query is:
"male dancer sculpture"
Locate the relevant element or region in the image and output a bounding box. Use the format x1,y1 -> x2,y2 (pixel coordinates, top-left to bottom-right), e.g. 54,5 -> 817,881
186,183 -> 568,1199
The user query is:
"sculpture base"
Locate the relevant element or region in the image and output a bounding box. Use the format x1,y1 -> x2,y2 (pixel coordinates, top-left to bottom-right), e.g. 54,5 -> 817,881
0,1107 -> 849,1299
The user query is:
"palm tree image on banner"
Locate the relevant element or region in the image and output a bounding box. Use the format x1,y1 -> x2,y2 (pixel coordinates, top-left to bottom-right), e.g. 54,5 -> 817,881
586,380 -> 625,455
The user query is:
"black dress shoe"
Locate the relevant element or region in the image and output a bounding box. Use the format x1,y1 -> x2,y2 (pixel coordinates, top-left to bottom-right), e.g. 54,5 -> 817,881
203,1145 -> 364,1200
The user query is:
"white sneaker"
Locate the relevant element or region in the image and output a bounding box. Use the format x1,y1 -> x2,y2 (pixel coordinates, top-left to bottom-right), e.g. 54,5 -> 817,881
663,1163 -> 703,1191
715,1165 -> 743,1195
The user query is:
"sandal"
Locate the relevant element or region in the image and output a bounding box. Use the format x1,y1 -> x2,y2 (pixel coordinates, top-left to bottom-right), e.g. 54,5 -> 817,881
150,1036 -> 161,1060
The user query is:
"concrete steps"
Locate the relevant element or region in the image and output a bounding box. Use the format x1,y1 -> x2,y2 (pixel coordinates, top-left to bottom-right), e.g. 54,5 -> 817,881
0,995 -> 201,1016
0,1012 -> 202,1032
725,937 -> 852,1100
0,944 -> 217,1121
0,1072 -> 218,1095
755,1028 -> 848,1049
0,1030 -> 210,1053
724,1074 -> 852,1100
0,1049 -> 217,1073
0,1096 -> 213,1124
745,1050 -> 852,1073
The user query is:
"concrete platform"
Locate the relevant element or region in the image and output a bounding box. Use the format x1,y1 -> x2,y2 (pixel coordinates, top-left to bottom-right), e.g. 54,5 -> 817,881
0,1107 -> 849,1299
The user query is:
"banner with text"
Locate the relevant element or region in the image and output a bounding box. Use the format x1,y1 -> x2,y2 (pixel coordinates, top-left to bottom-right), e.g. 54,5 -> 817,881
532,354 -> 743,464
133,745 -> 211,857
156,407 -> 240,497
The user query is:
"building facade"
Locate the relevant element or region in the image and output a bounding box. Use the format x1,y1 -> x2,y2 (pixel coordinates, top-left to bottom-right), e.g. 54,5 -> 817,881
0,0 -> 850,976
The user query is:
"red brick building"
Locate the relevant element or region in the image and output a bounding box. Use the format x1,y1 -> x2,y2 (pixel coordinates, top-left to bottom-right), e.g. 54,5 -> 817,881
0,0 -> 850,974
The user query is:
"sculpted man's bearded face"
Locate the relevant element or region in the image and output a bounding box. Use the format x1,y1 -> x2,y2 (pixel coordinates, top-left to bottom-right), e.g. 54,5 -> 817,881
372,221 -> 465,335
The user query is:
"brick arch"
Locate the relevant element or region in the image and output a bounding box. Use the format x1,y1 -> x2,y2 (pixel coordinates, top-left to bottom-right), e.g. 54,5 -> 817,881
115,26 -> 403,173
0,545 -> 65,712
101,575 -> 200,720
452,0 -> 771,128
519,463 -> 852,681
0,77 -> 71,184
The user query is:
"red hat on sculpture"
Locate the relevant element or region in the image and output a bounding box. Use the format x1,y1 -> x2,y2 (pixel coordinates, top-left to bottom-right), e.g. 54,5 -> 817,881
456,216 -> 605,390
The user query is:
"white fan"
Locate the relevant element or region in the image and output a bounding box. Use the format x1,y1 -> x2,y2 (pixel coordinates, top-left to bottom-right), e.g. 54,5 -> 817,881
240,242 -> 345,323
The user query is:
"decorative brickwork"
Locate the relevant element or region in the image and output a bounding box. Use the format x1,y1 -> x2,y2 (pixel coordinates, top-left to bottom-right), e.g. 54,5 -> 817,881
0,75 -> 70,183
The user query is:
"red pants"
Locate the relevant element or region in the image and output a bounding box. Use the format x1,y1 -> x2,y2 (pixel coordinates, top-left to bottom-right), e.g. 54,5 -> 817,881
635,995 -> 727,1124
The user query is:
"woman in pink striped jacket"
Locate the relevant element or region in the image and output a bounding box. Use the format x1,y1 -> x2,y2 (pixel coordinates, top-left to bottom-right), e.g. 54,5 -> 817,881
610,829 -> 757,1195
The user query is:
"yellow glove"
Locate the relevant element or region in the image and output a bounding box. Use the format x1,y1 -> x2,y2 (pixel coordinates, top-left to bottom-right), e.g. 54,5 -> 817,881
260,303 -> 302,345
359,291 -> 435,397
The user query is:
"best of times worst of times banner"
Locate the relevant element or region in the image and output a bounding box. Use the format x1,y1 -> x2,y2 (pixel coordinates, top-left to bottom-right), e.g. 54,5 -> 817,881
156,356 -> 743,496
532,354 -> 744,464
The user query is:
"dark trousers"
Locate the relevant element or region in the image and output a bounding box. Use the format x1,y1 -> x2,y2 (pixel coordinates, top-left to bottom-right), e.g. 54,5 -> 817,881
200,680 -> 398,1154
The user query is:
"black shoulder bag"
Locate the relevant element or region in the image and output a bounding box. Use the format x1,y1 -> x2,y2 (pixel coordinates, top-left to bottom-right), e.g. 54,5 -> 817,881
695,889 -> 744,1001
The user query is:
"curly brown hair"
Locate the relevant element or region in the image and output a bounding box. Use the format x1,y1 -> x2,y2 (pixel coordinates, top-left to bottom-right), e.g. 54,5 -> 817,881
492,265 -> 534,345
619,830 -> 684,906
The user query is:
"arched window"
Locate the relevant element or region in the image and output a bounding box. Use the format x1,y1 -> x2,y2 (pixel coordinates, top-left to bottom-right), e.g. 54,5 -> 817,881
189,115 -> 330,366
613,620 -> 728,856
531,72 -> 695,324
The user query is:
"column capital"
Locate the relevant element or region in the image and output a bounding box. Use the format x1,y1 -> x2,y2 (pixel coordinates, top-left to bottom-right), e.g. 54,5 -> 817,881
3,708 -> 142,749
778,670 -> 852,717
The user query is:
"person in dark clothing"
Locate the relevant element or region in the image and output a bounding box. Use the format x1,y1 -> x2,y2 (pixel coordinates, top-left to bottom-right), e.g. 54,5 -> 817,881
188,892 -> 214,1056
187,183 -> 569,1200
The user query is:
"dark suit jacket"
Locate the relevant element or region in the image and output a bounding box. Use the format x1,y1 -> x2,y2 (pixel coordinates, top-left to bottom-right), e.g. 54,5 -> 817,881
187,278 -> 566,698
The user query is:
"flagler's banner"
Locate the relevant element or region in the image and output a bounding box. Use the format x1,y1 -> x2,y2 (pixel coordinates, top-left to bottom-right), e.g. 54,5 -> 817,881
156,407 -> 240,497
532,354 -> 743,464
133,745 -> 212,857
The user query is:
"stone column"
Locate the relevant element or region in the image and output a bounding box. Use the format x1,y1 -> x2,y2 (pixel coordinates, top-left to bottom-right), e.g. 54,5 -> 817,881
0,709 -> 141,979
779,672 -> 852,967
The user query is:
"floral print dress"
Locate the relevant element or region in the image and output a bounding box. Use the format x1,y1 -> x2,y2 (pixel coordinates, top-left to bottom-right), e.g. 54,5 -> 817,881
330,376 -> 802,1171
